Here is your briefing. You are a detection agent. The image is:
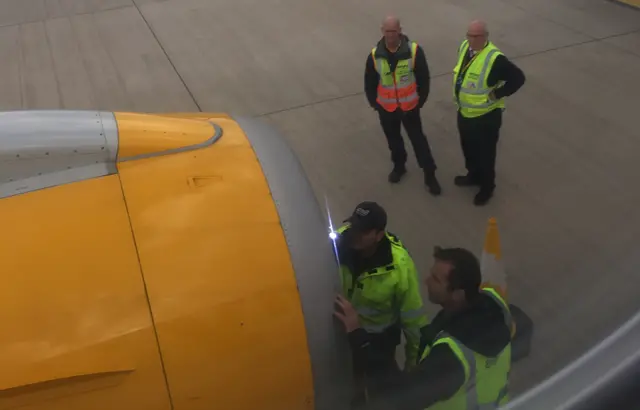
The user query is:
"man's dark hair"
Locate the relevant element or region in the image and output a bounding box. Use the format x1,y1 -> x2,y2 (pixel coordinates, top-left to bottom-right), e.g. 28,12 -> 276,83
433,246 -> 482,301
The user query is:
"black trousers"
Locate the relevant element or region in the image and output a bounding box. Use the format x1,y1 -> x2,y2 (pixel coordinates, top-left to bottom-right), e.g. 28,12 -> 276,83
351,329 -> 401,407
457,108 -> 502,191
352,353 -> 399,407
378,108 -> 437,172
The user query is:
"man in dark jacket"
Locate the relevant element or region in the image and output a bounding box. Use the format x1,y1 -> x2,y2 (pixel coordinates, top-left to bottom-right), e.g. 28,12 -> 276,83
335,246 -> 512,409
453,20 -> 526,206
334,201 -> 428,406
364,15 -> 441,196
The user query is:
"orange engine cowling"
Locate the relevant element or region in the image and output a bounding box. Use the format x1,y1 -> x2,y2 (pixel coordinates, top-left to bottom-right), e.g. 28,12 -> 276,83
0,110 -> 352,410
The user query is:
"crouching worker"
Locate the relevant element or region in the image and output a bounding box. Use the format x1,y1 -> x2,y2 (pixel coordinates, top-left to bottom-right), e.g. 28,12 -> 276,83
334,246 -> 512,410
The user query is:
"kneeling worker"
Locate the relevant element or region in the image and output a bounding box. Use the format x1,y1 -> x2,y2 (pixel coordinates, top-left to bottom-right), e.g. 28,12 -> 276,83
335,246 -> 512,409
333,201 -> 428,403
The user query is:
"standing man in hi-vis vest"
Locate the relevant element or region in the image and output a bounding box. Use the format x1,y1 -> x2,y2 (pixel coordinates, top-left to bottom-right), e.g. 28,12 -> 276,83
364,15 -> 442,196
331,201 -> 428,405
335,246 -> 512,410
453,20 -> 525,206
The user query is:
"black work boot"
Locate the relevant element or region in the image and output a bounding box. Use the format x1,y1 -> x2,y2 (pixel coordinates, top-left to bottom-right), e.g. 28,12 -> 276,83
424,170 -> 442,196
454,174 -> 480,187
474,188 -> 494,206
388,166 -> 406,183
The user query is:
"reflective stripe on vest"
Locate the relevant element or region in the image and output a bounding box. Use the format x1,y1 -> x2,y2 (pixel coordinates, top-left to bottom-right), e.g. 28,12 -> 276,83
453,40 -> 506,118
420,288 -> 511,410
425,335 -> 510,410
372,42 -> 420,112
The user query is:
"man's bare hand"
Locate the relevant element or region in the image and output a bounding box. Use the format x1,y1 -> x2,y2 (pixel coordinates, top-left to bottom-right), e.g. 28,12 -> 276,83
333,294 -> 361,333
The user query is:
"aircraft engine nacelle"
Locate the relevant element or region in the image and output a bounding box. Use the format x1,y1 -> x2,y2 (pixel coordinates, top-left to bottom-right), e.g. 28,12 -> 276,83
0,110 -> 352,410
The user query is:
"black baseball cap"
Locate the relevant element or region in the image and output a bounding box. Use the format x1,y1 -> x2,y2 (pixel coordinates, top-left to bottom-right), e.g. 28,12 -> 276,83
343,201 -> 387,232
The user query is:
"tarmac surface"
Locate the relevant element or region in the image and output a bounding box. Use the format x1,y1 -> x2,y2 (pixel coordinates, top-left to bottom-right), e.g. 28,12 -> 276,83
1,0 -> 639,400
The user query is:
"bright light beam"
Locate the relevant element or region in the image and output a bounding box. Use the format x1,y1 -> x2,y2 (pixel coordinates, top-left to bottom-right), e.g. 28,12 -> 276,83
324,194 -> 340,266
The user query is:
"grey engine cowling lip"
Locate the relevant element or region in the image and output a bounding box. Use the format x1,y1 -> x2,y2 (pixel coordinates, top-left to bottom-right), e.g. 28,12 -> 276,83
233,116 -> 353,410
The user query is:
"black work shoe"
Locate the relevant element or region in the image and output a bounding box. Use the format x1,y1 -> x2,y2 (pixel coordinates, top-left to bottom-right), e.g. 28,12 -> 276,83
474,189 -> 494,206
388,167 -> 407,183
424,172 -> 442,196
454,175 -> 480,187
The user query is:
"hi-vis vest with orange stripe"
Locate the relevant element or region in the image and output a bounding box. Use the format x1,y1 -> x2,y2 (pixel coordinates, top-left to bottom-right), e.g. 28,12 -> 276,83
371,41 -> 420,112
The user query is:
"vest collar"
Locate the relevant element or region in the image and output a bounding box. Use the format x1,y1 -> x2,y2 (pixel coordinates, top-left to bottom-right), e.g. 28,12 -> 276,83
422,290 -> 512,357
465,40 -> 493,57
337,229 -> 394,276
375,35 -> 412,60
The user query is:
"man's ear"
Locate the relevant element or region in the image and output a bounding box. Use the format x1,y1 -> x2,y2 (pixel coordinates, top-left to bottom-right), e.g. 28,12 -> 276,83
375,230 -> 385,241
452,288 -> 466,304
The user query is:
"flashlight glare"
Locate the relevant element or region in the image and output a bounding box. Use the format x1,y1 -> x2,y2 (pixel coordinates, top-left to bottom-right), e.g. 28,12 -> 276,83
324,194 -> 340,266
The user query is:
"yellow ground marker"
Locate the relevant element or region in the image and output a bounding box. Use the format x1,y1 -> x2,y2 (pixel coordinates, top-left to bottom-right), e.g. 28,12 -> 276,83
615,0 -> 640,8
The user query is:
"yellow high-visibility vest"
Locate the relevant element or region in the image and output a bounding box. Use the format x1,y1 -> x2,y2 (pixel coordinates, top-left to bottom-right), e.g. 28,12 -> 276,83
453,40 -> 506,118
419,287 -> 512,409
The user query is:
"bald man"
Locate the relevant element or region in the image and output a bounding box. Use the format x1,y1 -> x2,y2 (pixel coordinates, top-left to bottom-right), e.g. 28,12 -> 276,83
365,16 -> 441,196
453,20 -> 525,206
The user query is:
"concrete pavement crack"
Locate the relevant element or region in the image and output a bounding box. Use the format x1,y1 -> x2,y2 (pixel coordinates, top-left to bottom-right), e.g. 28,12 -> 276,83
132,0 -> 202,112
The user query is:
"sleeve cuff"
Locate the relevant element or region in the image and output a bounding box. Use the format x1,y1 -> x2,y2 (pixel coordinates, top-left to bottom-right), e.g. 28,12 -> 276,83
493,88 -> 506,99
348,328 -> 371,349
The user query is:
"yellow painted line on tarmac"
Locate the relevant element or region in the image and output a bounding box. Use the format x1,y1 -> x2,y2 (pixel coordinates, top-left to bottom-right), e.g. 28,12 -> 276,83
615,0 -> 640,8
